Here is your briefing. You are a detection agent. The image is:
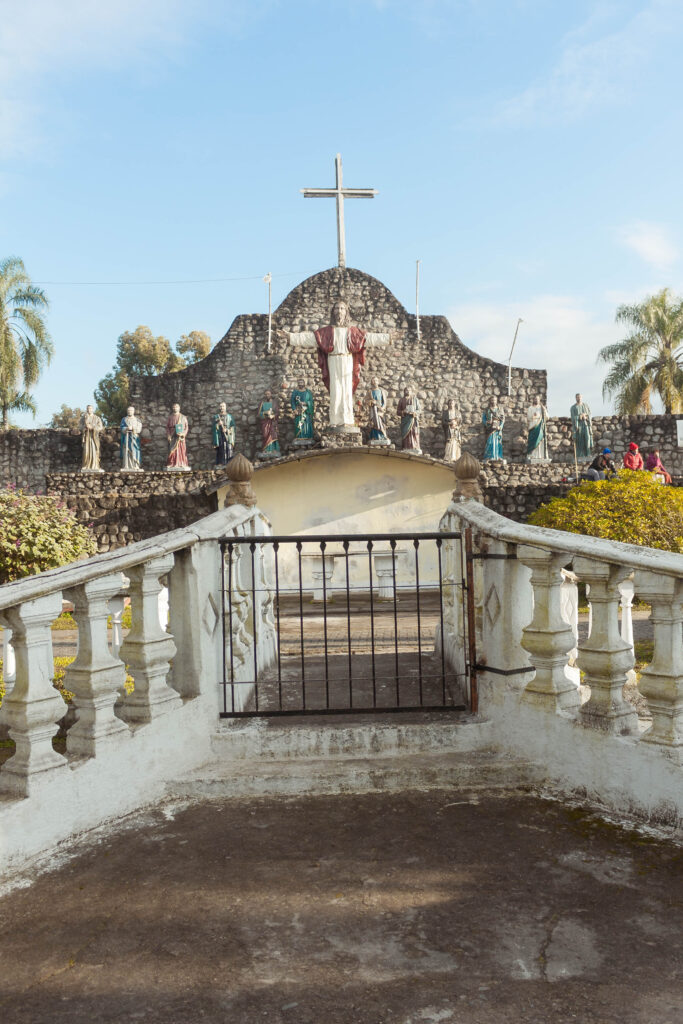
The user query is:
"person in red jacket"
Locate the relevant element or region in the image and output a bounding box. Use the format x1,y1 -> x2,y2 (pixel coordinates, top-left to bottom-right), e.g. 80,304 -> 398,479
623,442 -> 644,470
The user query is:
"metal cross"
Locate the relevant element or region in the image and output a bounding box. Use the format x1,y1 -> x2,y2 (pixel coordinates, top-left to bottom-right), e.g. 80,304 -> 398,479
301,154 -> 377,268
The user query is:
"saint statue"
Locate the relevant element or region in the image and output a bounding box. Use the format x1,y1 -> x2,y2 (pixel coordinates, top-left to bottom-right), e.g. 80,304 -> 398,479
213,402 -> 235,465
526,394 -> 550,463
120,406 -> 142,471
81,404 -> 104,472
166,403 -> 190,471
442,399 -> 461,462
290,379 -> 314,445
366,376 -> 390,446
257,389 -> 281,459
570,393 -> 593,460
280,298 -> 397,430
482,400 -> 505,461
397,386 -> 421,453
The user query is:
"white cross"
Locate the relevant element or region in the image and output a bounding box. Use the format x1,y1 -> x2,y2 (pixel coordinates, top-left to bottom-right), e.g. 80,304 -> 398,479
301,154 -> 377,269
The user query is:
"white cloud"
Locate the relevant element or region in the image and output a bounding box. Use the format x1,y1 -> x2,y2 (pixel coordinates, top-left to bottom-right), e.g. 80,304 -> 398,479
618,221 -> 679,269
448,294 -> 621,415
491,0 -> 682,125
0,0 -> 193,159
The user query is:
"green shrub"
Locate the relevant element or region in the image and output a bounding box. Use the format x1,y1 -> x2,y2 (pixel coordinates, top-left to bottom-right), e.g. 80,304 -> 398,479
0,487 -> 96,584
528,470 -> 683,552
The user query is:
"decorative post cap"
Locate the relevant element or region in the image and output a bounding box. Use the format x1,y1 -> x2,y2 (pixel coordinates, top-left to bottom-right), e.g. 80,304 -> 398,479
224,453 -> 257,508
453,450 -> 483,502
226,452 -> 254,484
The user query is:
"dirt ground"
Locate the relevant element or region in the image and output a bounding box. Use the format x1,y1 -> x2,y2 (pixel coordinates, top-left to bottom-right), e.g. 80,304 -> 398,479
1,790 -> 681,1024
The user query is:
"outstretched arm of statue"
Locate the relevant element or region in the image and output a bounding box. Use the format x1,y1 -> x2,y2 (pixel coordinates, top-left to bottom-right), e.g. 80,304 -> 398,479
278,328 -> 317,348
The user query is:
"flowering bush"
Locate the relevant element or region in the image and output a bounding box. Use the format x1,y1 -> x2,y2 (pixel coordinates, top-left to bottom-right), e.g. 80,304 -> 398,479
0,487 -> 96,584
528,470 -> 683,552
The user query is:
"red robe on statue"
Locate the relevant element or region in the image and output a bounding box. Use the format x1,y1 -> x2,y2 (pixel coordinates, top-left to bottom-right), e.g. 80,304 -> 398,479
313,325 -> 366,393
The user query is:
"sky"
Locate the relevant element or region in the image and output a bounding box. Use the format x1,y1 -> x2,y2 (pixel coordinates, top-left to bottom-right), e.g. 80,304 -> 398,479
2,0 -> 683,424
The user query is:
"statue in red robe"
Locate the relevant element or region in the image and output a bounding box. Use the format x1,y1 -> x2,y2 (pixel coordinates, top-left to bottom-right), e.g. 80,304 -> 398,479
166,403 -> 190,471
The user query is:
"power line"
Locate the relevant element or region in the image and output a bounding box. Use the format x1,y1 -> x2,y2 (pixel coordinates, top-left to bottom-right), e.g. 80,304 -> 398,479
33,271 -> 303,286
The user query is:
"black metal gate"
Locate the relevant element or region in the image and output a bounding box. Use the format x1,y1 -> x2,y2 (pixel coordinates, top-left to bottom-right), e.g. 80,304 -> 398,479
219,532 -> 476,718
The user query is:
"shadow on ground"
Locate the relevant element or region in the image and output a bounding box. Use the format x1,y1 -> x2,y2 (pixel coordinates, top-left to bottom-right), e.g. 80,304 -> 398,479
1,791 -> 681,1024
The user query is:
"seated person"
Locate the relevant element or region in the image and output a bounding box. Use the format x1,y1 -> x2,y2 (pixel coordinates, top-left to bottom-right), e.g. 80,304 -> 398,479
623,442 -> 644,470
582,448 -> 616,481
646,448 -> 672,484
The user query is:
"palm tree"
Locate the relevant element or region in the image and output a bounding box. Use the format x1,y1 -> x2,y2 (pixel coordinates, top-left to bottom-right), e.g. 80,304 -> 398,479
597,288 -> 683,414
0,256 -> 53,428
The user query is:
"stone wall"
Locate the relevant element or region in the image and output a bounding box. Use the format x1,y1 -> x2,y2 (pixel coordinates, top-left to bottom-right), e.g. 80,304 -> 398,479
1,428 -> 121,492
480,462 -> 573,522
46,471 -> 219,553
130,266 -> 547,468
543,414 -> 683,472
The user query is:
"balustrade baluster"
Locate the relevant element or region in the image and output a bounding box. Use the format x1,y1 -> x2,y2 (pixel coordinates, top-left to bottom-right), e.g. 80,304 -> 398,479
518,545 -> 579,712
118,554 -> 181,723
632,571 -> 683,755
573,558 -> 638,735
63,573 -> 130,756
0,593 -> 67,795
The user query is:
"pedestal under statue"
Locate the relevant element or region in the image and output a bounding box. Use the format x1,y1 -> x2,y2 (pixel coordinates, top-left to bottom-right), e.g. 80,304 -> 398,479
280,298 -> 397,442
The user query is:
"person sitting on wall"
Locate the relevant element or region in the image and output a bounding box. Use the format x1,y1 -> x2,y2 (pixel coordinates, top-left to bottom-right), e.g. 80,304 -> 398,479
623,442 -> 644,470
646,448 -> 672,484
582,448 -> 617,481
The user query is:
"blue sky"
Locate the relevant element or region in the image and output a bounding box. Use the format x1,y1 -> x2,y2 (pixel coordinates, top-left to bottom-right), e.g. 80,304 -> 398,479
2,0 -> 683,424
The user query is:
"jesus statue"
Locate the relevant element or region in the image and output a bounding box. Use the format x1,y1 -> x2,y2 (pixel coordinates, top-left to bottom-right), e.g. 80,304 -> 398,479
279,299 -> 397,429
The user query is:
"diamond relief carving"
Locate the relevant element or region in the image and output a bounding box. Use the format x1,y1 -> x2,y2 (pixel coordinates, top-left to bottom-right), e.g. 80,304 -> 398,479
484,583 -> 502,630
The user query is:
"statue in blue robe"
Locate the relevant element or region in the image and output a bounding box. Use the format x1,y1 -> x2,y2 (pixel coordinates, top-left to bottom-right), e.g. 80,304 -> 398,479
120,406 -> 142,471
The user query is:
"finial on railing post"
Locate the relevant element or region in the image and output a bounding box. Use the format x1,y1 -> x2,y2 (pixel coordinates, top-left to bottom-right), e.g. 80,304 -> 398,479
224,453 -> 257,508
453,451 -> 483,502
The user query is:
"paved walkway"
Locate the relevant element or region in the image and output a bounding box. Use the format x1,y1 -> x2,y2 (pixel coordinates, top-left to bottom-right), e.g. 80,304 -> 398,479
1,791 -> 681,1023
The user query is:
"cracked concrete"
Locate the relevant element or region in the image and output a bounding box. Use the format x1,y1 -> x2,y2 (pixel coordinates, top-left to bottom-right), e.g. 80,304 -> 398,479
1,791 -> 681,1023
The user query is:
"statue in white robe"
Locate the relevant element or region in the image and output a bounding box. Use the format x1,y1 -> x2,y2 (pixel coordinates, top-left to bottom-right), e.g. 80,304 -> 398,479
280,299 -> 395,428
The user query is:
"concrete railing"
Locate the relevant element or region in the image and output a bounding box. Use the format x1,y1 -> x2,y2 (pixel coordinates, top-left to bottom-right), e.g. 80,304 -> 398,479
440,497 -> 683,760
0,503 -> 274,875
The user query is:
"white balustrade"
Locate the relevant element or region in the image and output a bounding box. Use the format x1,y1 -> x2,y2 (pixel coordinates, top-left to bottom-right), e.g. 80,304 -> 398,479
2,626 -> 16,690
518,546 -> 580,712
109,594 -> 126,658
618,577 -> 635,648
63,573 -> 130,756
0,592 -> 66,795
633,571 -> 683,754
118,554 -> 181,724
573,558 -> 638,735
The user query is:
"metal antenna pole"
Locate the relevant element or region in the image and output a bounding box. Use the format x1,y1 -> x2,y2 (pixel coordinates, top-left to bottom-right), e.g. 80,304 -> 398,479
507,318 -> 524,395
264,272 -> 272,352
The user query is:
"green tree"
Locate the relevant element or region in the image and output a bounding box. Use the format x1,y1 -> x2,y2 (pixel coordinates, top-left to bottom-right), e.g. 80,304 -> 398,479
0,488 -> 96,584
50,404 -> 85,430
0,256 -> 53,428
177,330 -> 211,364
95,325 -> 212,425
528,471 -> 683,553
598,288 -> 683,414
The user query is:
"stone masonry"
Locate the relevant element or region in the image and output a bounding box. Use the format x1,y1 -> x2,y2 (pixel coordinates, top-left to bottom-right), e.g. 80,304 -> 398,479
129,267 -> 547,467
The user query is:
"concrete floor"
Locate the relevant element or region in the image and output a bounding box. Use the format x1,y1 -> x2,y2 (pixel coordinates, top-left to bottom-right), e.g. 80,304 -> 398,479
1,790 -> 681,1024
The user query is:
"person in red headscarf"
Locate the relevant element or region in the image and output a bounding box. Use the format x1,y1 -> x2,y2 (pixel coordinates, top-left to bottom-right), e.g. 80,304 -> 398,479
646,448 -> 672,484
623,442 -> 644,470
